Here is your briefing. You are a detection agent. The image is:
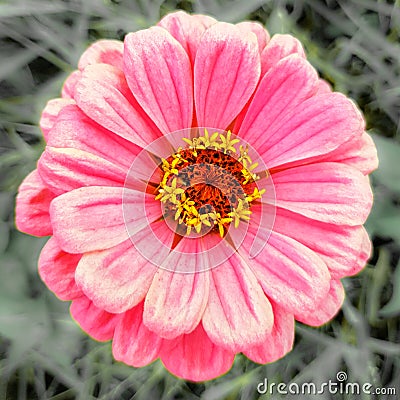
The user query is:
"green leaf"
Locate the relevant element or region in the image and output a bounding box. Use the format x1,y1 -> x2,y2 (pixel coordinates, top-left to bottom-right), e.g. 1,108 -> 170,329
0,2 -> 69,18
370,134 -> 400,193
380,259 -> 400,317
267,7 -> 292,35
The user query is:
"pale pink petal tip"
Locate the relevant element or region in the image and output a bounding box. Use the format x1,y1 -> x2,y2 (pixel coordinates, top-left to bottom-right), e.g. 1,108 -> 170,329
75,239 -> 157,314
295,280 -> 345,326
244,302 -> 294,364
316,78 -> 332,94
38,237 -> 82,301
78,39 -> 124,71
15,169 -> 54,237
158,10 -> 217,64
61,70 -> 81,99
160,323 -> 235,382
112,302 -> 162,367
236,21 -> 270,52
203,251 -> 274,353
40,98 -> 75,140
70,295 -> 120,341
143,266 -> 209,339
261,33 -> 306,76
324,132 -> 379,175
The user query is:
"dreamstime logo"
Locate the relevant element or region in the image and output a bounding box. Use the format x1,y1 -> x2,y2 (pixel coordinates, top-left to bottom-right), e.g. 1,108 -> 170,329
257,371 -> 397,396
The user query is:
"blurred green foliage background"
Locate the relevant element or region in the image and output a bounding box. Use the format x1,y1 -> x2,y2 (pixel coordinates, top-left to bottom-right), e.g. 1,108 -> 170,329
0,0 -> 399,399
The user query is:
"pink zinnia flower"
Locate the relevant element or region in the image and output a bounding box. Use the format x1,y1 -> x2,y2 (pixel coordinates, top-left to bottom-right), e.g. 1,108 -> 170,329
16,11 -> 378,381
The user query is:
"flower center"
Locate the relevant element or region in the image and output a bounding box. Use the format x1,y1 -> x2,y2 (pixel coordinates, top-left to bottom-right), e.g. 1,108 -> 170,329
155,130 -> 265,237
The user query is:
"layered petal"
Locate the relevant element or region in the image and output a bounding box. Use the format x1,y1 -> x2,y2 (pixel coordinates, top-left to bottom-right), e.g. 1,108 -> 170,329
50,187 -> 161,253
271,162 -> 373,225
144,239 -> 210,339
15,169 -> 54,236
202,245 -> 273,352
39,98 -> 75,140
112,302 -> 162,367
70,295 -> 120,341
236,21 -> 270,52
240,230 -> 331,315
38,237 -> 82,300
47,104 -> 141,170
75,220 -> 174,313
260,33 -> 305,76
316,78 -> 332,94
194,22 -> 260,129
158,11 -> 217,65
255,93 -> 365,168
78,39 -> 124,70
160,323 -> 235,382
237,55 -> 318,144
318,132 -> 379,175
144,268 -> 209,339
266,206 -> 372,278
124,27 -> 193,134
38,146 -> 126,195
243,302 -> 294,364
295,280 -> 345,326
61,70 -> 81,99
74,64 -> 161,147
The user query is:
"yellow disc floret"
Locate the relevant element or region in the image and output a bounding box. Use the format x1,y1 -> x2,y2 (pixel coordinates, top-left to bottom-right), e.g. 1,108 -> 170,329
155,130 -> 266,237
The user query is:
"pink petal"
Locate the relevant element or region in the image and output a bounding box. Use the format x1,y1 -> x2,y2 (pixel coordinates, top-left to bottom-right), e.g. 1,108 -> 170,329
78,39 -> 124,70
50,186 -> 161,253
112,302 -> 162,367
15,169 -> 54,237
260,33 -> 305,76
74,63 -> 161,147
47,104 -> 141,170
243,302 -> 294,364
316,78 -> 332,94
39,98 -> 75,140
38,147 -> 126,195
268,206 -> 372,278
319,132 -> 379,175
237,55 -> 318,145
124,27 -> 193,134
61,70 -> 81,99
158,11 -> 217,65
143,239 -> 210,339
240,230 -> 331,315
256,93 -> 365,169
160,323 -> 235,382
194,22 -> 260,129
70,295 -> 120,341
38,237 -> 82,300
271,162 -> 373,226
202,244 -> 273,352
75,234 -> 161,313
236,21 -> 270,52
295,280 -> 345,326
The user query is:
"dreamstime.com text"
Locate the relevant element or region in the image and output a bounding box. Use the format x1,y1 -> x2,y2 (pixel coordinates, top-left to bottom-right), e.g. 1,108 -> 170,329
257,372 -> 396,396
